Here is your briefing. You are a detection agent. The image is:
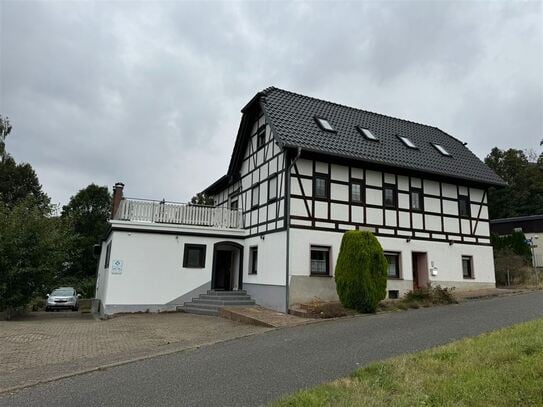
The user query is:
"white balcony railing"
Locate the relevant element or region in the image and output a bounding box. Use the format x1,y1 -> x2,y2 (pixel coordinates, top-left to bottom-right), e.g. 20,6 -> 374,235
114,199 -> 243,229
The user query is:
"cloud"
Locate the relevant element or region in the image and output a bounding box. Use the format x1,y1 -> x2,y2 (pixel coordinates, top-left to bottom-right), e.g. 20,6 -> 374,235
1,0 -> 541,205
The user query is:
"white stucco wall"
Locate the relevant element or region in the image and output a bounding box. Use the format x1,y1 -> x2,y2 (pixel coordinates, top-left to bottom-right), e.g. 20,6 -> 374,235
288,228 -> 495,298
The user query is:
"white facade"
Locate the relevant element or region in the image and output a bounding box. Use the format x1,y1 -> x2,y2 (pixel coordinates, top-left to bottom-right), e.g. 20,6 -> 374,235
96,107 -> 497,315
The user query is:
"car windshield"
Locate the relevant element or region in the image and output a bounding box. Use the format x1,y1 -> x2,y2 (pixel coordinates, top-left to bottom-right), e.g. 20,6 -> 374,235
51,289 -> 74,296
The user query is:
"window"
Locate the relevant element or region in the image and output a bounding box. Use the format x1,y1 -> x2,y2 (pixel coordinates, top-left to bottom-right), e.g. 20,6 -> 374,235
310,246 -> 330,276
383,184 -> 397,208
251,185 -> 259,208
315,116 -> 335,132
462,256 -> 473,279
356,126 -> 378,141
385,253 -> 400,279
104,242 -> 112,268
183,244 -> 206,268
249,247 -> 258,274
256,125 -> 266,149
410,189 -> 423,211
398,135 -> 418,149
313,174 -> 329,199
388,290 -> 399,299
432,143 -> 451,156
458,195 -> 470,217
268,174 -> 278,202
230,199 -> 238,210
351,181 -> 363,203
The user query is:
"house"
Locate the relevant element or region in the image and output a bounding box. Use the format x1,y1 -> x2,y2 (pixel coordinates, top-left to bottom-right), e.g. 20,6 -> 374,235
95,87 -> 506,316
490,214 -> 543,270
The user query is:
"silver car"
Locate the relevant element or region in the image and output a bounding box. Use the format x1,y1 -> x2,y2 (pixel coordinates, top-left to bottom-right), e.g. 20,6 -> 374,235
45,287 -> 81,311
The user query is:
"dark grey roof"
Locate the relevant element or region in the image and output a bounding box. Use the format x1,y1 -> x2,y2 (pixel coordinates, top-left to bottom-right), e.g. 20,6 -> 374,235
260,87 -> 506,186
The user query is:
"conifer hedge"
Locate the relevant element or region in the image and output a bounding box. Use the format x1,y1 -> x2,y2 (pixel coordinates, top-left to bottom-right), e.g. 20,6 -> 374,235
335,230 -> 388,313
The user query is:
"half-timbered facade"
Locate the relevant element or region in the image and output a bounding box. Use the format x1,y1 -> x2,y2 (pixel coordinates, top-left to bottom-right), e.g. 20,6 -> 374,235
95,87 -> 505,315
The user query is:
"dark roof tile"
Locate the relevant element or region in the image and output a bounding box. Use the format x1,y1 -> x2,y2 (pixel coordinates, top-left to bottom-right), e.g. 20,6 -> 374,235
261,87 -> 505,186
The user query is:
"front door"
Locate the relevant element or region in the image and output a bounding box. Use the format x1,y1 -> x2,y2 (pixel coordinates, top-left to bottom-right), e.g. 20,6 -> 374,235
213,250 -> 232,290
412,253 -> 419,290
412,252 -> 428,290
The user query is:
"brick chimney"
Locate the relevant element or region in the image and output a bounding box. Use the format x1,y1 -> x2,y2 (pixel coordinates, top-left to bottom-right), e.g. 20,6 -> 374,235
111,182 -> 125,219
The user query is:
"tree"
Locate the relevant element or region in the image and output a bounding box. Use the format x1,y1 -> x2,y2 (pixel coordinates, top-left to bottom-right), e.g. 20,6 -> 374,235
485,147 -> 543,219
0,156 -> 51,211
190,192 -> 214,206
0,198 -> 71,316
335,230 -> 388,313
0,115 -> 12,162
61,184 -> 111,284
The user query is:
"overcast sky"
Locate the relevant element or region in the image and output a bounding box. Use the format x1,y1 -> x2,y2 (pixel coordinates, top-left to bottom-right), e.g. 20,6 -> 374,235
1,1 -> 542,206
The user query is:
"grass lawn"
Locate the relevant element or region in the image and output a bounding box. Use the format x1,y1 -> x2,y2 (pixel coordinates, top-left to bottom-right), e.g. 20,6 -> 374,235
273,319 -> 543,406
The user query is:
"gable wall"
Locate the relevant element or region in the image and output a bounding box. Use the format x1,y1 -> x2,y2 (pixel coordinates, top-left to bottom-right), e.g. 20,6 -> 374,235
212,112 -> 287,237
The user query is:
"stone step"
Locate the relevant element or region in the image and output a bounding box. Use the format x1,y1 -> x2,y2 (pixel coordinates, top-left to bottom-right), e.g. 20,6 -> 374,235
192,298 -> 256,306
198,294 -> 253,301
206,290 -> 247,296
182,290 -> 255,317
179,305 -> 218,316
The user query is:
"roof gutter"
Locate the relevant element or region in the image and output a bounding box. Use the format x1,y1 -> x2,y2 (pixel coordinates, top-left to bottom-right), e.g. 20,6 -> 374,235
285,146 -> 302,313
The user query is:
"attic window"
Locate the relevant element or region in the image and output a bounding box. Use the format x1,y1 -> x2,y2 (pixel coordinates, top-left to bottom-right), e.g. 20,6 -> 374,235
315,117 -> 335,132
432,143 -> 451,157
356,126 -> 378,141
397,135 -> 417,149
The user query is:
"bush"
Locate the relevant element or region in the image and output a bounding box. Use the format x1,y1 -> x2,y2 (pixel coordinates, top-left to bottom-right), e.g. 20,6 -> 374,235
335,230 -> 387,313
404,285 -> 457,305
494,248 -> 536,286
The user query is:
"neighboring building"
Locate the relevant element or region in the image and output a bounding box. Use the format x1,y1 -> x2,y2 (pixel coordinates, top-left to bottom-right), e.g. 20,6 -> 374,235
95,87 -> 505,316
490,215 -> 543,269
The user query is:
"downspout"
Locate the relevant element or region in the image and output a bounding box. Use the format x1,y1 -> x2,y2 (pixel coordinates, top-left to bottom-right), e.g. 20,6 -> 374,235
285,146 -> 302,313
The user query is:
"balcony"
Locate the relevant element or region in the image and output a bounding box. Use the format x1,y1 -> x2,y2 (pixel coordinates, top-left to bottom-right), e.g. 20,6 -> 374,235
114,198 -> 243,229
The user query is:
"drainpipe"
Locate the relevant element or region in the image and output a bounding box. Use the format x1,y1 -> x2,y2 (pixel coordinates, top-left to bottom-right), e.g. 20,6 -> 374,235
285,147 -> 302,313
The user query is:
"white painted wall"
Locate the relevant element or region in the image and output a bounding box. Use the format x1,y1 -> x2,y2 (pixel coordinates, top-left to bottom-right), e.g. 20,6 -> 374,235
288,228 -> 496,285
243,231 -> 287,286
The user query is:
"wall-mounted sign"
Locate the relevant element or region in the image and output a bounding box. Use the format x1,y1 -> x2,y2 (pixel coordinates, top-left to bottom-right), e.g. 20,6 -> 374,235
111,259 -> 123,275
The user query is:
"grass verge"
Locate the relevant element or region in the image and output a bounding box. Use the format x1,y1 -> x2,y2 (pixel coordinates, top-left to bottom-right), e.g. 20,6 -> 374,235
272,319 -> 543,406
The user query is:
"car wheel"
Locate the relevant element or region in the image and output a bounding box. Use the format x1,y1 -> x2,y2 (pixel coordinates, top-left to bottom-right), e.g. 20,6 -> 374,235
45,307 -> 50,312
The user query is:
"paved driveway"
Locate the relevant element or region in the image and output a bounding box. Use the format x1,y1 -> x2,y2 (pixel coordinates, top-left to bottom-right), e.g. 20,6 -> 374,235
0,311 -> 269,391
2,292 -> 542,407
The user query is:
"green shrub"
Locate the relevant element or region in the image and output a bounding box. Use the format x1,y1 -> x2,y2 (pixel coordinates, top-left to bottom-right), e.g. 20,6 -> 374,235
335,230 -> 387,313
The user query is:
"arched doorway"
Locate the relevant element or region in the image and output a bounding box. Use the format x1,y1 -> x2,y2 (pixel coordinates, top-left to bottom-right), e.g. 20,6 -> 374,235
211,241 -> 244,291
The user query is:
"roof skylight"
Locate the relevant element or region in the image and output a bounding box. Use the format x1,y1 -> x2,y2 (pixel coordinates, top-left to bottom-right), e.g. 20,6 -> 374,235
397,135 -> 417,149
432,143 -> 452,156
356,126 -> 378,141
315,117 -> 335,132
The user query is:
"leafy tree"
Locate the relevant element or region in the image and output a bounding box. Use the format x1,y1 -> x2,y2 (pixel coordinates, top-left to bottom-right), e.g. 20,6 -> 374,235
0,115 -> 12,162
485,147 -> 543,219
0,198 -> 71,315
61,184 -> 111,283
0,156 -> 51,211
190,192 -> 215,206
335,230 -> 387,313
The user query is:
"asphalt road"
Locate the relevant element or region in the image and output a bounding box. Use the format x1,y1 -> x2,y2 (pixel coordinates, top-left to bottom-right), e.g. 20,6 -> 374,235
2,292 -> 542,407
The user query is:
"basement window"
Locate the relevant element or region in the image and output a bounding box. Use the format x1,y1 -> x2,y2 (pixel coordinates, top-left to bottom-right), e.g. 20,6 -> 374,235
432,143 -> 451,156
397,135 -> 418,149
315,116 -> 335,132
356,126 -> 378,141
